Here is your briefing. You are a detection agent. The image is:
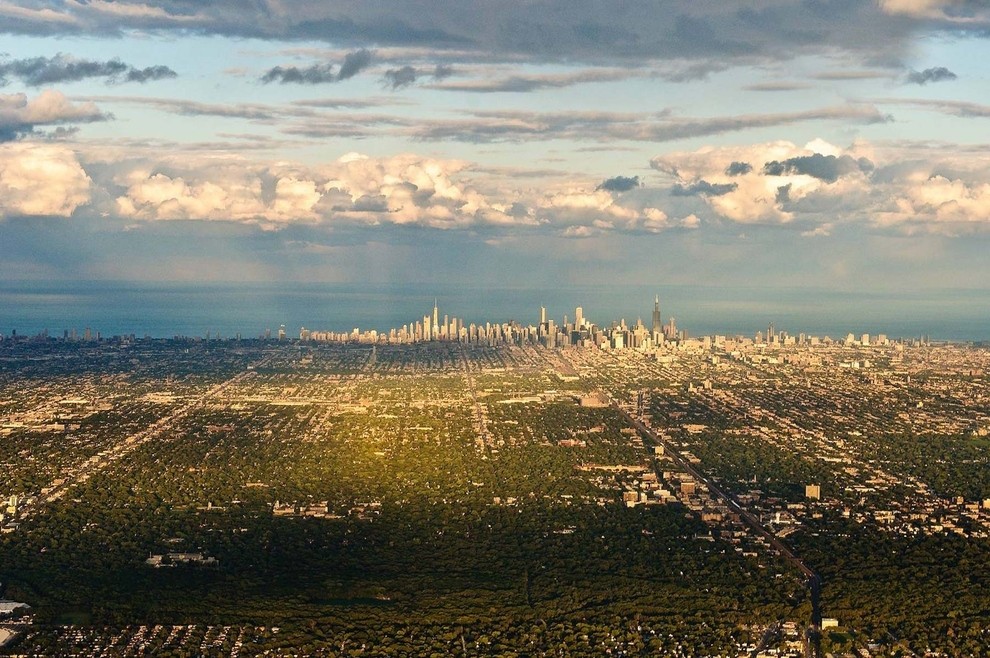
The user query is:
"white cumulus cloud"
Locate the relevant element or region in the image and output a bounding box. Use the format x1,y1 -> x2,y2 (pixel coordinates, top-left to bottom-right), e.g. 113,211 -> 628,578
0,142 -> 91,216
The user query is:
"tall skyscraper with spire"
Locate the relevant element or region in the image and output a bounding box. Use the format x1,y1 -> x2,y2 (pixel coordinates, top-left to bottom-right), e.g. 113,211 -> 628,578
652,295 -> 662,334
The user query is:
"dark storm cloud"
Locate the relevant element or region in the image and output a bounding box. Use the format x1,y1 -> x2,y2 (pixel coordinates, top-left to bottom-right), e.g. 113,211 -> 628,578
0,54 -> 176,86
775,183 -> 792,203
762,153 -> 874,183
725,161 -> 753,176
596,175 -> 641,192
5,1 -> 988,66
671,180 -> 737,196
905,66 -> 957,85
383,65 -> 417,89
261,49 -> 372,84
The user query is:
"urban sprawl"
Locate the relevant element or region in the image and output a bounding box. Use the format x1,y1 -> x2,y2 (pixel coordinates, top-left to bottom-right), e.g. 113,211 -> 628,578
1,296 -> 988,657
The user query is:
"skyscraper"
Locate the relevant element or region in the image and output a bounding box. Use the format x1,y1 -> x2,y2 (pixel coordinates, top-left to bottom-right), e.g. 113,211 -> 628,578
540,306 -> 547,325
575,306 -> 584,329
652,295 -> 661,334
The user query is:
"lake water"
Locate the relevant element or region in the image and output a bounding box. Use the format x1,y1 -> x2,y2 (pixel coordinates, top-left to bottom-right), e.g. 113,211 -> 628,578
0,281 -> 988,341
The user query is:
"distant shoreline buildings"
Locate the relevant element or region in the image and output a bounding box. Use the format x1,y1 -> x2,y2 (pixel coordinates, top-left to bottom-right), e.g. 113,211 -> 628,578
296,295 -> 935,351
1,294 -> 945,348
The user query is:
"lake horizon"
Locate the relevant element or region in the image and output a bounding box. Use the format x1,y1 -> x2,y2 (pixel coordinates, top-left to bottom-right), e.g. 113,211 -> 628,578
2,280 -> 988,342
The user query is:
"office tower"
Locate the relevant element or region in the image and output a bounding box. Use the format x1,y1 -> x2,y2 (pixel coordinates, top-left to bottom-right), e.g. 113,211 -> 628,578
768,322 -> 775,344
540,306 -> 547,325
433,299 -> 439,331
278,325 -> 286,341
576,306 -> 584,328
652,295 -> 661,334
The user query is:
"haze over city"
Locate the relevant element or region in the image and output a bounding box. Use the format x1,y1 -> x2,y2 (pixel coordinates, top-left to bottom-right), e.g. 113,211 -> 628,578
1,1 -> 990,293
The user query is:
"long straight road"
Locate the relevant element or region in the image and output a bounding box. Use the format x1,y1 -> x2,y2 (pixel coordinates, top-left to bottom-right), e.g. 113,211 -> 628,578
614,401 -> 823,658
12,353 -> 273,524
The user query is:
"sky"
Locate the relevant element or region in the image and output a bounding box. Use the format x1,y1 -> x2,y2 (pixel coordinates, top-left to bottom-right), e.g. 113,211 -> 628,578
2,0 -> 990,291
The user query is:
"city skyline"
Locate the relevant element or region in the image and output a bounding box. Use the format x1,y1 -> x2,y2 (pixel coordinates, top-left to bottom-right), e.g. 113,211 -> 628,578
0,3 -> 989,291
2,291 -> 945,348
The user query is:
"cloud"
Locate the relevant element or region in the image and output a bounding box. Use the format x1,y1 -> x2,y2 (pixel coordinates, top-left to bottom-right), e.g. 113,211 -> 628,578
428,68 -> 635,93
875,173 -> 990,234
885,98 -> 990,117
879,0 -> 961,19
763,153 -> 874,183
5,1 -> 982,70
671,180 -> 737,196
651,137 -> 990,235
0,142 -> 91,216
108,152 -> 534,229
628,105 -> 891,143
381,62 -> 456,90
124,64 -> 177,83
432,63 -> 454,80
0,53 -> 175,86
596,175 -> 641,192
905,66 -> 957,85
535,186 -> 678,235
743,81 -> 811,92
383,65 -> 417,89
261,49 -> 373,84
814,69 -> 893,81
413,104 -> 890,144
0,90 -> 109,141
292,97 -> 401,109
652,139 -> 876,225
85,95 -> 285,121
260,63 -> 337,84
337,49 -> 373,80
82,149 -> 686,237
725,161 -> 752,176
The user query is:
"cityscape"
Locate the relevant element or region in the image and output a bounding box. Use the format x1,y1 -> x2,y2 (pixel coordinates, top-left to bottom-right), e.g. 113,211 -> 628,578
1,295 -> 989,656
3,0 -> 990,656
